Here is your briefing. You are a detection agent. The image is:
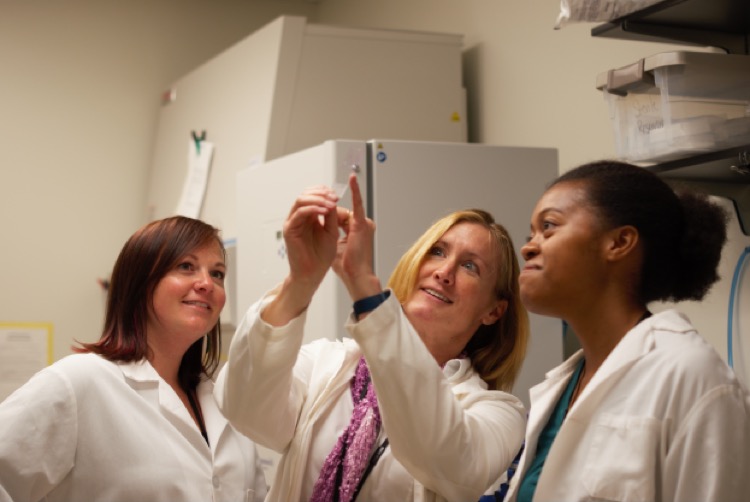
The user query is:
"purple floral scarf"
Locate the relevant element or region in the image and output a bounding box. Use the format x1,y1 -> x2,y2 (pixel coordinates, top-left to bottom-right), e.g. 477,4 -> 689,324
310,356 -> 382,502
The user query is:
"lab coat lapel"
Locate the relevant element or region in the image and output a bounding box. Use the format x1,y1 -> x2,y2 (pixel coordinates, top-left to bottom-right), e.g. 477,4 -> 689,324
197,378 -> 230,451
119,359 -> 161,409
566,317 -> 655,418
120,359 -> 211,451
514,352 -> 583,488
157,378 -> 214,452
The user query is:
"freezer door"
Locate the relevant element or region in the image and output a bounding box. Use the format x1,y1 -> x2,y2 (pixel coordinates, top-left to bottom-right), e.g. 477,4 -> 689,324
367,139 -> 561,406
235,140 -> 367,344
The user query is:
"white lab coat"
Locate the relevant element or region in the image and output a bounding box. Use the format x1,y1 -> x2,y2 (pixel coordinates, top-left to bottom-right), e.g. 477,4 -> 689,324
0,353 -> 267,502
506,309 -> 750,502
215,291 -> 526,502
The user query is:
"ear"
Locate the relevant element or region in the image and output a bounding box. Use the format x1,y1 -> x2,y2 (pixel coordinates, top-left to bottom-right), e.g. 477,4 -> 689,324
604,225 -> 639,262
481,299 -> 508,326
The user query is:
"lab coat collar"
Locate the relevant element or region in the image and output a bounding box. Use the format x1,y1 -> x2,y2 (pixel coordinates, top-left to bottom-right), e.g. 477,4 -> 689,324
442,357 -> 472,380
444,357 -> 488,397
118,358 -> 161,383
117,358 -> 228,453
530,309 -> 693,423
567,309 -> 694,417
556,315 -> 654,420
116,359 -> 162,411
513,310 -> 695,501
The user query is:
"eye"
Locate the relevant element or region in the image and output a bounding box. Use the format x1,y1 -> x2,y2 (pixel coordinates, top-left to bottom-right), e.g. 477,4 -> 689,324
177,261 -> 194,272
428,246 -> 445,257
211,269 -> 226,281
461,261 -> 479,273
542,220 -> 557,233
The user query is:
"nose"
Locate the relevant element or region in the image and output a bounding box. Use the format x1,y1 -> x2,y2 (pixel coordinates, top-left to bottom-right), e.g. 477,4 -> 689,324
521,239 -> 538,261
433,262 -> 455,285
194,269 -> 214,292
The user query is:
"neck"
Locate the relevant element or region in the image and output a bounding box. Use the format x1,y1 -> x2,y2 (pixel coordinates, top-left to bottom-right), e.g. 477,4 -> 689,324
566,303 -> 649,374
423,340 -> 465,367
147,345 -> 184,391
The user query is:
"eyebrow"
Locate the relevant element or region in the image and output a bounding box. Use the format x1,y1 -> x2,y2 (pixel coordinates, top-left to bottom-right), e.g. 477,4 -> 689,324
538,207 -> 561,217
531,207 -> 563,224
183,252 -> 226,269
435,239 -> 489,266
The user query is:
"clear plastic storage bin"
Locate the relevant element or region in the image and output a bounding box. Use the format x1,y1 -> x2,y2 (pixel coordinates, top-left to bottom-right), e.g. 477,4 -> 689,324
596,51 -> 750,163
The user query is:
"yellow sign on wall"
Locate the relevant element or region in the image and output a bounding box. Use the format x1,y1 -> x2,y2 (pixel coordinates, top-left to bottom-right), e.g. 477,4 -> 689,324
0,322 -> 53,402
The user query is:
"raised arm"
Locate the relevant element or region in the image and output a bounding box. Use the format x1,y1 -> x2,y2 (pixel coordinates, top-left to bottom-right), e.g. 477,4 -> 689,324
348,298 -> 526,501
216,183 -> 349,450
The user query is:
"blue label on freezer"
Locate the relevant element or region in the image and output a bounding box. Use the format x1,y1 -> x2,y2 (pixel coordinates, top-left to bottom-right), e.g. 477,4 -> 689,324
376,151 -> 387,163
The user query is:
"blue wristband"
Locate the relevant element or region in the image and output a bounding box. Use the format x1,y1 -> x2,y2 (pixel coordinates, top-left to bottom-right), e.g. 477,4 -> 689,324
353,290 -> 391,319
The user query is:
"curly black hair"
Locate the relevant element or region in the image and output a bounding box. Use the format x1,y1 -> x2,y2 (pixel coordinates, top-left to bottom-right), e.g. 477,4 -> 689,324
553,160 -> 728,304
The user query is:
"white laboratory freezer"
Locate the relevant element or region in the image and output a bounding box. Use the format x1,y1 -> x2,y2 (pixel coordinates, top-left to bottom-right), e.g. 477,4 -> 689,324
235,139 -> 562,411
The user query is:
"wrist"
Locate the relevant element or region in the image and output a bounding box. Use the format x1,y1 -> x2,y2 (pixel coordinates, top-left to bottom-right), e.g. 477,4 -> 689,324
345,274 -> 382,301
353,290 -> 391,320
263,276 -> 316,326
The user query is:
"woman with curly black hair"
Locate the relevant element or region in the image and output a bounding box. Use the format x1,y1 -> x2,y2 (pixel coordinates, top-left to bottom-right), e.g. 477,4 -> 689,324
508,160 -> 750,502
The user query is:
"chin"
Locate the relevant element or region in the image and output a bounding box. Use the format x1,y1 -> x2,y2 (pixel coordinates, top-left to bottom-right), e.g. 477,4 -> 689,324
519,294 -> 549,317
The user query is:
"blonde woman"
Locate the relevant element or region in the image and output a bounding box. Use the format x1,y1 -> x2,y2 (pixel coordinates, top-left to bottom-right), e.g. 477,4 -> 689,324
216,174 -> 528,502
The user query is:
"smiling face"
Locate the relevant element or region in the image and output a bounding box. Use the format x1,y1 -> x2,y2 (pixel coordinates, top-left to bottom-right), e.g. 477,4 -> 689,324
402,222 -> 506,360
519,181 -> 609,319
146,241 -> 226,354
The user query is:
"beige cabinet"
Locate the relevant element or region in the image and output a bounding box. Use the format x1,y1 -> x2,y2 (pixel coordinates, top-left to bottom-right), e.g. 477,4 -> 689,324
146,15 -> 466,239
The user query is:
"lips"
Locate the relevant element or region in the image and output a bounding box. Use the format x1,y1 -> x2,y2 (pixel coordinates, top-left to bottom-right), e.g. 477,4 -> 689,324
422,288 -> 453,304
183,300 -> 211,310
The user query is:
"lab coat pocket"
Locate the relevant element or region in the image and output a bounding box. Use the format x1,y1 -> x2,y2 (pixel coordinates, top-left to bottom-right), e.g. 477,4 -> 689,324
582,413 -> 660,502
245,489 -> 255,502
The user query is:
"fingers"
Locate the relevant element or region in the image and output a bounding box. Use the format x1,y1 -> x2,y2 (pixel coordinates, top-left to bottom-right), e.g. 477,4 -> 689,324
290,185 -> 337,213
288,176 -> 368,233
285,186 -> 337,229
348,173 -> 365,221
336,207 -> 352,238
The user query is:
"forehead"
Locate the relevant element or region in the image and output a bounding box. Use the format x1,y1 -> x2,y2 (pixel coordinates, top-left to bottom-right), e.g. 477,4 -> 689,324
439,222 -> 496,258
534,182 -> 590,215
184,240 -> 225,262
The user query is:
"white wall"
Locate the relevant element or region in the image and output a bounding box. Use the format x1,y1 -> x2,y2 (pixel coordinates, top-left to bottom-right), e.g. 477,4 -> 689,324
0,0 -> 316,361
2,0 -> 748,384
314,0 -> 689,170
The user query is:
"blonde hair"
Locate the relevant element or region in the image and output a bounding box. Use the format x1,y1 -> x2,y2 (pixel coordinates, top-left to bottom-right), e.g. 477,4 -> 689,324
387,209 -> 529,392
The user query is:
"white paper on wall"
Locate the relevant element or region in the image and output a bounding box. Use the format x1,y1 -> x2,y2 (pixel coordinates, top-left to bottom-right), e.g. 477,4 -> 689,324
176,140 -> 215,219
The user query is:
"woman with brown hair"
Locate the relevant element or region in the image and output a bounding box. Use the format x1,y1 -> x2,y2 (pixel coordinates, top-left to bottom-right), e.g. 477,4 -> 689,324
0,216 -> 267,502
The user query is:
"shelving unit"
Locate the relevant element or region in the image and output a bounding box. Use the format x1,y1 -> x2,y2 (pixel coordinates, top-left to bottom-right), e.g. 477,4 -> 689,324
592,0 -> 750,234
592,0 -> 749,54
